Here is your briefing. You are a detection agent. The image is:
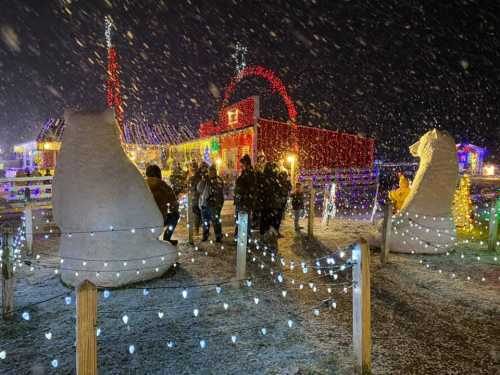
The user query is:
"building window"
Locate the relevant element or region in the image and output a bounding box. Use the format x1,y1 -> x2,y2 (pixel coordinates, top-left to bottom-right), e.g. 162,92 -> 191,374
227,109 -> 240,127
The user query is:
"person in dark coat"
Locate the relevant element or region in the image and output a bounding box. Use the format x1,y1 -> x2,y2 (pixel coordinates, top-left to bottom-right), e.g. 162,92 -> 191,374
234,154 -> 255,237
291,182 -> 305,231
276,169 -> 292,236
259,162 -> 282,235
188,161 -> 202,235
170,161 -> 187,197
146,164 -> 179,244
198,165 -> 224,242
252,153 -> 267,229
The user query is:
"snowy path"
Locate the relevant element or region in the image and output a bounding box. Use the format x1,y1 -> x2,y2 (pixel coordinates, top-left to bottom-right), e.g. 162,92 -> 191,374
1,203 -> 499,374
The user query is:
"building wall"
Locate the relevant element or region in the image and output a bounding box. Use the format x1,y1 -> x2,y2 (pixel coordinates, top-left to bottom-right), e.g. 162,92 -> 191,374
257,119 -> 374,170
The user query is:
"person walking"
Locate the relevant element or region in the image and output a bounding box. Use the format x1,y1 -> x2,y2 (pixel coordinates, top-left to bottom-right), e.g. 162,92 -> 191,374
259,162 -> 282,235
276,169 -> 292,237
198,165 -> 224,242
188,161 -> 203,235
145,164 -> 179,245
234,154 -> 255,237
291,182 -> 305,231
253,152 -> 266,229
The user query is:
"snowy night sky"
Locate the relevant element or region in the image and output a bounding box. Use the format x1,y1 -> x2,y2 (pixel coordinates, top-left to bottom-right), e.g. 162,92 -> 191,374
0,0 -> 498,161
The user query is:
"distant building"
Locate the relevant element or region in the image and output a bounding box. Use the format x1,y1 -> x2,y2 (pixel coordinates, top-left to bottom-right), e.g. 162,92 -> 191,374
456,143 -> 487,175
12,117 -> 194,173
169,96 -> 375,176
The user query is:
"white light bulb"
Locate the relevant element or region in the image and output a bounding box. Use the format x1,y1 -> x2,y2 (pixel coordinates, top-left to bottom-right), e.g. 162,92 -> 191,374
22,311 -> 30,321
45,332 -> 52,340
158,312 -> 164,319
261,328 -> 267,336
128,345 -> 135,354
199,340 -> 207,349
103,290 -> 110,299
0,351 -> 6,360
143,289 -> 149,296
223,303 -> 229,310
193,309 -> 199,317
287,320 -> 293,328
182,289 -> 188,299
254,297 -> 259,304
231,335 -> 237,343
122,315 -> 129,324
51,359 -> 59,368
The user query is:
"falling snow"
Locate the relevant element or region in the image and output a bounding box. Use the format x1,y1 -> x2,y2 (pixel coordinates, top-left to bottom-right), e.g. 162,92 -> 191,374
0,0 -> 498,159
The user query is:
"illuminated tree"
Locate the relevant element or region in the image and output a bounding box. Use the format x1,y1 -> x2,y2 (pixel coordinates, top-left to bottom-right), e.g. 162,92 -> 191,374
452,174 -> 473,231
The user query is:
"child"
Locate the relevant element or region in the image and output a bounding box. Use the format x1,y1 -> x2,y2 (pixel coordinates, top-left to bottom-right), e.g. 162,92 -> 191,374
291,183 -> 305,231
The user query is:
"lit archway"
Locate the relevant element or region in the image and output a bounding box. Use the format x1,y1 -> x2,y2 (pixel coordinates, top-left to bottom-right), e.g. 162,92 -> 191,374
222,65 -> 298,151
222,66 -> 297,123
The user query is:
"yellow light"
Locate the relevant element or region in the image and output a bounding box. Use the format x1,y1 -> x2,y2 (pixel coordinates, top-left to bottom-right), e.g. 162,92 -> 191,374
483,164 -> 495,176
14,146 -> 24,153
287,154 -> 296,164
215,157 -> 222,166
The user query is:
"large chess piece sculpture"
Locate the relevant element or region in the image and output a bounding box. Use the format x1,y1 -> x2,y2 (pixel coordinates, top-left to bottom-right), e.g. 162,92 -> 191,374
389,129 -> 458,254
53,109 -> 176,287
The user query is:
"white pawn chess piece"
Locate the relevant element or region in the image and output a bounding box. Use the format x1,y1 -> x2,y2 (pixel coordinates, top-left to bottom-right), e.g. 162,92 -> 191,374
52,109 -> 176,287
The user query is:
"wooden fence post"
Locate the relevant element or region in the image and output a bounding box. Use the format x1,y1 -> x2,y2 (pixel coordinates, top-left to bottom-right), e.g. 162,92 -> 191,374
352,239 -> 372,374
187,193 -> 194,245
308,180 -> 315,238
1,228 -> 15,320
77,280 -> 97,375
380,201 -> 392,264
488,203 -> 498,252
24,203 -> 33,256
370,182 -> 380,224
236,211 -> 248,284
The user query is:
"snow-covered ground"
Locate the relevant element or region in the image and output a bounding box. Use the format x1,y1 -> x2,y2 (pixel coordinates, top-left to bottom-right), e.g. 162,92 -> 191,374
1,203 -> 499,374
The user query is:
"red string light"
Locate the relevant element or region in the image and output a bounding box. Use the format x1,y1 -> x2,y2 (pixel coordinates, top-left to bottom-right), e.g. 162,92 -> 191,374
106,47 -> 125,141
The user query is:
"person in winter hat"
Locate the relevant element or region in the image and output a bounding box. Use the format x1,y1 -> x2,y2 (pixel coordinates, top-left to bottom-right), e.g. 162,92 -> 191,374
234,154 -> 255,236
146,164 -> 179,245
259,162 -> 282,235
290,182 -> 305,231
188,161 -> 202,234
170,161 -> 187,197
253,152 -> 267,229
276,169 -> 292,236
198,165 -> 224,242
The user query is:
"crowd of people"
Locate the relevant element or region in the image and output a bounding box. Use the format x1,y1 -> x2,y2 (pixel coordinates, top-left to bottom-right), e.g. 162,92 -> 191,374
145,153 -> 305,246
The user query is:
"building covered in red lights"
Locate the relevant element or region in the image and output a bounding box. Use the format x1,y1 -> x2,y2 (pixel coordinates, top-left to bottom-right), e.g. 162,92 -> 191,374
168,95 -> 375,176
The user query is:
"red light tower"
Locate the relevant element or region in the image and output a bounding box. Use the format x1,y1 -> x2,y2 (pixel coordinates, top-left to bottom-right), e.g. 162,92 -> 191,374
105,16 -> 126,142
